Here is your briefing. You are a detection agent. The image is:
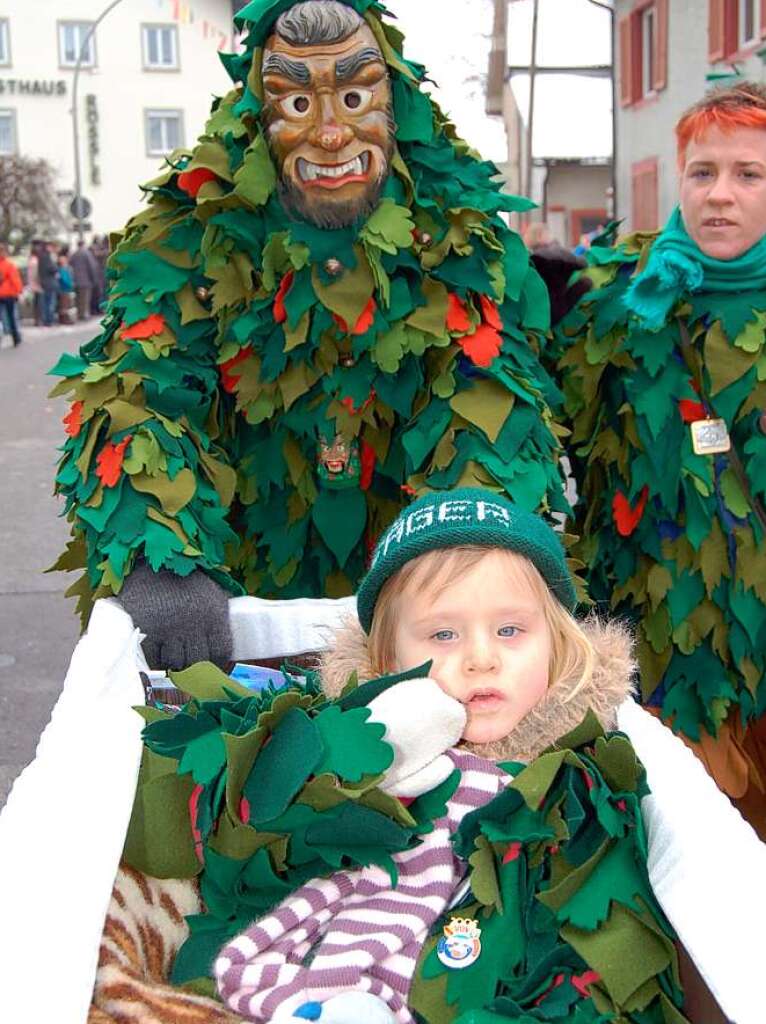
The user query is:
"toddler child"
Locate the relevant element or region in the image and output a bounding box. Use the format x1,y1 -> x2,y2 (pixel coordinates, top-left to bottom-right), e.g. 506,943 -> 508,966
212,488 -> 697,1024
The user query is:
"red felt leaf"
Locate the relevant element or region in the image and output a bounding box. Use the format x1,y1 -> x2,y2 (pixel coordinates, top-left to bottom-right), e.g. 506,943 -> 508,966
502,841 -> 522,863
63,400 -> 84,438
571,970 -> 601,998
177,167 -> 217,197
341,389 -> 375,416
400,483 -> 417,497
612,486 -> 649,537
360,440 -> 376,490
122,313 -> 166,340
446,292 -> 471,332
678,398 -> 706,423
334,297 -> 377,335
189,784 -> 205,863
219,345 -> 253,393
535,973 -> 566,1007
95,435 -> 132,488
479,293 -> 502,330
273,270 -> 294,325
459,323 -> 502,367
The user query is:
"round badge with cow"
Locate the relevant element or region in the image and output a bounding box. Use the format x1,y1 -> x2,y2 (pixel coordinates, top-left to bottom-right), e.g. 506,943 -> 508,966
436,917 -> 482,970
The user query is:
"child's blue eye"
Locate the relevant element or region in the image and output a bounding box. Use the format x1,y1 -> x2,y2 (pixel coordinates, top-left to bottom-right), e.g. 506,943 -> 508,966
498,625 -> 519,638
432,629 -> 456,641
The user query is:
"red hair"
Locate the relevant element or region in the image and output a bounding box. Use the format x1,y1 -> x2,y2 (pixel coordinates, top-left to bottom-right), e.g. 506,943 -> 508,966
676,82 -> 766,169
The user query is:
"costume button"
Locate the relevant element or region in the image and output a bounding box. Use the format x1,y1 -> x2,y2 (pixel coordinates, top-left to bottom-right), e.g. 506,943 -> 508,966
759,411 -> 766,434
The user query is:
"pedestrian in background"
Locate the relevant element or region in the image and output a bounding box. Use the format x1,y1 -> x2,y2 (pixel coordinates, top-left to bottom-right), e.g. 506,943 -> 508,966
0,243 -> 24,347
522,220 -> 555,251
57,251 -> 76,325
27,240 -> 43,326
38,241 -> 58,327
70,239 -> 99,321
89,234 -> 109,315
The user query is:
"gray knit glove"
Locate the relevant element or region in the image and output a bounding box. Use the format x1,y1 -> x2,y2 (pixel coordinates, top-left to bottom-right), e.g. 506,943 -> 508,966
118,562 -> 233,670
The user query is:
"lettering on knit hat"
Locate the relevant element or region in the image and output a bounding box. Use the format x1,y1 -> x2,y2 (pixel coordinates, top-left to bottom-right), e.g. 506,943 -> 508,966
438,499 -> 472,523
476,500 -> 511,526
406,505 -> 435,536
376,515 -> 405,564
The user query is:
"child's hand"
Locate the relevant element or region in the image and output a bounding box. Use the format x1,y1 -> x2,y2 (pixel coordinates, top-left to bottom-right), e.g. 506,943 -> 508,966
366,677 -> 466,797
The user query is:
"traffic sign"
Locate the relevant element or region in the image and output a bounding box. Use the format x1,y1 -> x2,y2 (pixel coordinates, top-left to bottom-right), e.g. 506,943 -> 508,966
70,195 -> 92,219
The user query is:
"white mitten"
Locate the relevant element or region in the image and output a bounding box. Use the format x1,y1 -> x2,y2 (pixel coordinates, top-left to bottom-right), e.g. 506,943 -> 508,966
366,677 -> 466,797
283,992 -> 396,1023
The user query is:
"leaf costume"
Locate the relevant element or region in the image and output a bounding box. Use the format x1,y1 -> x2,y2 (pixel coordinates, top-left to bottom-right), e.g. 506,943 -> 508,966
50,0 -> 565,624
106,622 -> 686,1024
556,211 -> 766,834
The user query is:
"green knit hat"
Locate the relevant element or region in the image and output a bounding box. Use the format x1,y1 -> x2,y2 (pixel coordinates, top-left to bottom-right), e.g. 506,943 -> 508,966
356,487 -> 577,632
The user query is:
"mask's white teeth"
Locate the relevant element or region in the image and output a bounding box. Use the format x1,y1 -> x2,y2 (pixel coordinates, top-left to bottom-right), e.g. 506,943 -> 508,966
300,156 -> 366,181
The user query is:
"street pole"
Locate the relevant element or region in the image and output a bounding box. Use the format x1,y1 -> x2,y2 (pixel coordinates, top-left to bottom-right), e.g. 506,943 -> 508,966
525,0 -> 540,211
586,0 -> 617,220
71,0 -> 125,241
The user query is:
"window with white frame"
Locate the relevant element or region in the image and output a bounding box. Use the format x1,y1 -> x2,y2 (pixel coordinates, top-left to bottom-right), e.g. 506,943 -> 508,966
0,20 -> 10,66
142,24 -> 179,70
59,21 -> 96,68
145,109 -> 184,155
0,110 -> 17,154
739,0 -> 759,47
641,6 -> 656,98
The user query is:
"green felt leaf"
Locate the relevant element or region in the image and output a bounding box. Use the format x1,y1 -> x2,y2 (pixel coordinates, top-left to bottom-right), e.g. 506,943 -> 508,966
244,706 -> 323,823
313,704 -> 394,782
123,771 -> 199,878
562,902 -> 672,1006
360,198 -> 416,253
542,839 -> 647,929
311,487 -> 367,568
591,736 -> 641,794
450,381 -> 515,444
170,662 -> 252,702
178,727 -> 227,785
704,320 -> 760,396
720,467 -> 750,517
512,750 -> 569,810
468,835 -> 502,911
232,133 -> 277,208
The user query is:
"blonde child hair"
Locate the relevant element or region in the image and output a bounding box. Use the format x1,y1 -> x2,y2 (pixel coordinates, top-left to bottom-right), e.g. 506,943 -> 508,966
368,544 -> 594,700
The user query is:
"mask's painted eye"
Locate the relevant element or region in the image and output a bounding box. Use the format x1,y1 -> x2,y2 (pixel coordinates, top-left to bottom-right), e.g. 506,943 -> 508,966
283,94 -> 312,117
341,88 -> 372,112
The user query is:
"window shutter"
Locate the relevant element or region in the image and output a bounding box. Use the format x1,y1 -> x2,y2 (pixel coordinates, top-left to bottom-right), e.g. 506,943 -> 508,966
619,15 -> 633,107
631,159 -> 659,232
709,0 -> 725,60
654,0 -> 669,91
762,0 -> 766,39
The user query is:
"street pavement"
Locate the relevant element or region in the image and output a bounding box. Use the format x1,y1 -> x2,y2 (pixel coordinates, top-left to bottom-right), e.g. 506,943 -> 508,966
0,319 -> 98,808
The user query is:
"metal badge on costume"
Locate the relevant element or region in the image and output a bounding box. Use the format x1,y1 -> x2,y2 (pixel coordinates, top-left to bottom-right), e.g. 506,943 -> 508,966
690,417 -> 731,456
436,917 -> 482,970
317,433 -> 361,489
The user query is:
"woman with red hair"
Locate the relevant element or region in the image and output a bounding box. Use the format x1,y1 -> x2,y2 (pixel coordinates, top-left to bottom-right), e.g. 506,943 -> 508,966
556,82 -> 766,838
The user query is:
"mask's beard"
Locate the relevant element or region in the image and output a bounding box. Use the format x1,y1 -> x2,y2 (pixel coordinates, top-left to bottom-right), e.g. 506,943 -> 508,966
277,163 -> 389,229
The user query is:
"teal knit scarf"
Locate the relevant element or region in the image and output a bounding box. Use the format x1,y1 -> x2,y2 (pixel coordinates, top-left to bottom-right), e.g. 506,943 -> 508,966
623,205 -> 766,330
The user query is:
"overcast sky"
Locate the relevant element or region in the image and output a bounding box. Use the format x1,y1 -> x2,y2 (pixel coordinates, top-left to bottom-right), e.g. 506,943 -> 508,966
389,0 -> 613,162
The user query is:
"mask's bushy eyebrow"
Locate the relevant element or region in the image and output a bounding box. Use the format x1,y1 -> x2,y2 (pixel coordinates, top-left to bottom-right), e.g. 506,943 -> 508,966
335,46 -> 384,83
263,53 -> 311,85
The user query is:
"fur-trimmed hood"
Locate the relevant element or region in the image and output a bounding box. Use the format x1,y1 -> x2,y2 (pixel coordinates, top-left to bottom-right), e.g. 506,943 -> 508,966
320,616 -> 636,763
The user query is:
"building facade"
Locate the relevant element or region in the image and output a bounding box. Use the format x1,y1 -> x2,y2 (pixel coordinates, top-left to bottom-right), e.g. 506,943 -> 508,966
615,0 -> 766,230
0,0 -> 237,239
487,0 -> 614,244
